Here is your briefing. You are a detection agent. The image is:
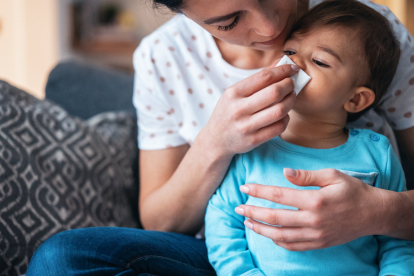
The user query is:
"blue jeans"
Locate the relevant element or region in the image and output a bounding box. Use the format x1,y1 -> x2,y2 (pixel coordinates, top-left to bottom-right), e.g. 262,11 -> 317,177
26,227 -> 216,276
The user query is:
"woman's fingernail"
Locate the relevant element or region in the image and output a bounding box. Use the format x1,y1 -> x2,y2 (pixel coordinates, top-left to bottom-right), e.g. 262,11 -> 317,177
291,64 -> 300,71
240,185 -> 249,194
284,168 -> 297,177
244,220 -> 253,229
235,207 -> 244,215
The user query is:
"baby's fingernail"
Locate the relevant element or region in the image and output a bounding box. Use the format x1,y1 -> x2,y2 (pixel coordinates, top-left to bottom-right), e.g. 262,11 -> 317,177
284,168 -> 297,177
291,64 -> 300,71
240,185 -> 249,194
235,207 -> 244,215
244,220 -> 253,229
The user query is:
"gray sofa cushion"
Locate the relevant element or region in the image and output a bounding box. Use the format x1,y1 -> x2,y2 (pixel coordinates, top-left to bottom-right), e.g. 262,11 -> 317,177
0,81 -> 139,276
45,61 -> 135,120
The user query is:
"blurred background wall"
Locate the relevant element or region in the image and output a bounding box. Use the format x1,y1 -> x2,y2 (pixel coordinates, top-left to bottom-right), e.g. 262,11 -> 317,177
0,0 -> 412,99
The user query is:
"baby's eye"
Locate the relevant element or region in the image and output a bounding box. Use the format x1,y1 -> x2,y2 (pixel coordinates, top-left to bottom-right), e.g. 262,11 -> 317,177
313,59 -> 329,68
283,50 -> 296,56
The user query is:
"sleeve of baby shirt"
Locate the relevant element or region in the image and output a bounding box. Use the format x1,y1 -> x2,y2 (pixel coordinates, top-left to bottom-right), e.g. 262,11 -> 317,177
374,6 -> 414,130
132,36 -> 187,150
205,155 -> 265,276
376,144 -> 414,276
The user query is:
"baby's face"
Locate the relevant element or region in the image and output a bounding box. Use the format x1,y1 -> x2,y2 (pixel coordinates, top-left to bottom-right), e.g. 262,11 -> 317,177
283,26 -> 364,119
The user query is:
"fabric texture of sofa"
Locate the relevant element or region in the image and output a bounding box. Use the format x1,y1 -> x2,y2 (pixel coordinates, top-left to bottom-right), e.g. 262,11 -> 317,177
0,62 -> 140,276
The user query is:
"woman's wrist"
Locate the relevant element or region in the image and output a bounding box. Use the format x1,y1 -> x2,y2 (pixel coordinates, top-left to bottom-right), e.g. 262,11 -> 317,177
194,126 -> 234,163
372,188 -> 410,237
378,189 -> 414,239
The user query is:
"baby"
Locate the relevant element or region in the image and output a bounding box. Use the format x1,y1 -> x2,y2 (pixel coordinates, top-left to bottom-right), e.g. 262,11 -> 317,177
205,1 -> 414,275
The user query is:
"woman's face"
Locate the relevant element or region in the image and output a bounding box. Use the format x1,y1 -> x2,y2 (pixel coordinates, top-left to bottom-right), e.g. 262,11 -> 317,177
182,0 -> 298,51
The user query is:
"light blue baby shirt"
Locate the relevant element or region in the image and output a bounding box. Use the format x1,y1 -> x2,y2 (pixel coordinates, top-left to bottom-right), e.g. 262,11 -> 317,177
205,129 -> 414,276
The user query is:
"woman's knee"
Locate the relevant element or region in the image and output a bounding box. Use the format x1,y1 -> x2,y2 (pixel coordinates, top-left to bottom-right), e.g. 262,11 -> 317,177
27,229 -> 78,276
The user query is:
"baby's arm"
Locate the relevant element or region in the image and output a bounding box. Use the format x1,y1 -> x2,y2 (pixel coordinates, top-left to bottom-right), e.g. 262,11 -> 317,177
376,145 -> 414,276
205,155 -> 265,276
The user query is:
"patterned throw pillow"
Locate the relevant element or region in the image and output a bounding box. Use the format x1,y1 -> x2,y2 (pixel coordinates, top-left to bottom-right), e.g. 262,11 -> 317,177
0,81 -> 140,276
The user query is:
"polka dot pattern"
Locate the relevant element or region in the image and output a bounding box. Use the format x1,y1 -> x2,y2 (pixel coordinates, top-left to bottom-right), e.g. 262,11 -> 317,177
409,78 -> 414,85
404,112 -> 412,118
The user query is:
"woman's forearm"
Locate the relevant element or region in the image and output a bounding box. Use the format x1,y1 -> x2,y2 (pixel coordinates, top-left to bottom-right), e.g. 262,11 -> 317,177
139,128 -> 234,235
380,189 -> 414,240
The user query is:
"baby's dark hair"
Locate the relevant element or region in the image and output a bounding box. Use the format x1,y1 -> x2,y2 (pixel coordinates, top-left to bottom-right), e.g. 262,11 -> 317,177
290,0 -> 400,122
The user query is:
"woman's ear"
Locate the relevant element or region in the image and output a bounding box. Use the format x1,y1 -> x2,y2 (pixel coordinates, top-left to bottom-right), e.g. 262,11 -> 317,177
343,86 -> 375,114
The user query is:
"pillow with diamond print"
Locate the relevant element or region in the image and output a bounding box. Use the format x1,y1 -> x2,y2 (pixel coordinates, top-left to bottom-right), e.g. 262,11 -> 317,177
0,80 -> 139,276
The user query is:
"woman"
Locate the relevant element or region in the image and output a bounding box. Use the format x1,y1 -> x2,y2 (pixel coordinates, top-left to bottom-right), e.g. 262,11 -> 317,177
27,0 -> 414,275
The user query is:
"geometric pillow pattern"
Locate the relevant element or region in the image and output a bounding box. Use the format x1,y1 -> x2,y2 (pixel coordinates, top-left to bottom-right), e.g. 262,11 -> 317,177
0,81 -> 139,276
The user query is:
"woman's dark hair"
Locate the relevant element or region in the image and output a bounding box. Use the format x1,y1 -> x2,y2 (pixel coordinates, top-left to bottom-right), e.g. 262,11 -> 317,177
153,0 -> 183,13
290,0 -> 401,122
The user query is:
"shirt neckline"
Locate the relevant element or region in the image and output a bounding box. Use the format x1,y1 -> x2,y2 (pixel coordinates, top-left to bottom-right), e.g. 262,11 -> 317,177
204,33 -> 262,78
270,130 -> 357,157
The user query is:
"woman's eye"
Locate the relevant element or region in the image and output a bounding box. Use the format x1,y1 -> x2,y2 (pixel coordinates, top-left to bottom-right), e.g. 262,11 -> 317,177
217,15 -> 240,31
283,50 -> 296,56
313,59 -> 329,68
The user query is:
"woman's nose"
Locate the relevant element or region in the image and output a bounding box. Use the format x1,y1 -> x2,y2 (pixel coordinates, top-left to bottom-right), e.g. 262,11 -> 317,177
253,15 -> 277,37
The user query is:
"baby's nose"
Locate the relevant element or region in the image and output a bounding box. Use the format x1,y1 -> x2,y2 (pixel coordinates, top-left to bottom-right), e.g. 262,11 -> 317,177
290,56 -> 306,71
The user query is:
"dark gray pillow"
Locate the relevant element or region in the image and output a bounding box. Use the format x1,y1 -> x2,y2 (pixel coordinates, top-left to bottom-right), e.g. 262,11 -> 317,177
0,81 -> 139,276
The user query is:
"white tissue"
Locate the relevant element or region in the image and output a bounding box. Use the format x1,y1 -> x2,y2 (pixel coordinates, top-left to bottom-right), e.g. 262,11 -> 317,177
276,55 -> 311,95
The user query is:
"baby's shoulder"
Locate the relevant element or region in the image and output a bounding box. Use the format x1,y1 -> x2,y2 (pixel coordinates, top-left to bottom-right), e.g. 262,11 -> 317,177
350,128 -> 391,151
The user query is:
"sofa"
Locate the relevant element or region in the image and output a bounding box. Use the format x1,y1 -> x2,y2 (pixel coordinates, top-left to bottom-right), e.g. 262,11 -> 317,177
1,61 -> 413,276
0,62 -> 141,276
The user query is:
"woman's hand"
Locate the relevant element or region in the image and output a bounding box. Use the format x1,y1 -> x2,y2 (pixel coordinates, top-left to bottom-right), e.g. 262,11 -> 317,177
200,63 -> 300,158
235,168 -> 388,251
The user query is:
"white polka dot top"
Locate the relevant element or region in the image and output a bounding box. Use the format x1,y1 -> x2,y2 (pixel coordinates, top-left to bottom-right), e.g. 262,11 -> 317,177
133,0 -> 414,151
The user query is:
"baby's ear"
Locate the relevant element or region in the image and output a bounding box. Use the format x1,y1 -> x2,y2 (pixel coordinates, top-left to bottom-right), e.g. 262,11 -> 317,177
343,86 -> 375,114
